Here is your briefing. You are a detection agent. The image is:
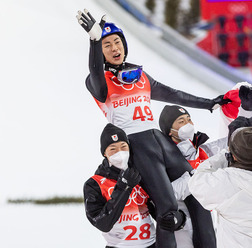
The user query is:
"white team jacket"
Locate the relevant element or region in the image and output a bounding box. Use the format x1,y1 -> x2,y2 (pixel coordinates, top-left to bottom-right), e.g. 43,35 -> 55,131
188,150 -> 252,248
170,138 -> 227,248
177,137 -> 227,162
171,137 -> 228,200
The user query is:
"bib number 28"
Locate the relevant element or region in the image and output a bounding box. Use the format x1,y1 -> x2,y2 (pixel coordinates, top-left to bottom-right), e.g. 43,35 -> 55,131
124,223 -> 151,240
133,106 -> 153,121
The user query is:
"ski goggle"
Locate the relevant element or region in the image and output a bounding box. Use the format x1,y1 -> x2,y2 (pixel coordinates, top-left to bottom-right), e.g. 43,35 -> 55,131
117,66 -> 143,84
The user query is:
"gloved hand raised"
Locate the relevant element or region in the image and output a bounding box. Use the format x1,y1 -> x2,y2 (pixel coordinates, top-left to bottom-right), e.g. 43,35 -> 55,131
239,85 -> 252,111
76,9 -> 106,41
210,94 -> 232,112
116,168 -> 141,191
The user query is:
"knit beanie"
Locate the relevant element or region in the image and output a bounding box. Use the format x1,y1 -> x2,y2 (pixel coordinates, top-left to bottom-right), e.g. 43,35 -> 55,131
229,127 -> 252,169
159,105 -> 190,136
100,123 -> 129,156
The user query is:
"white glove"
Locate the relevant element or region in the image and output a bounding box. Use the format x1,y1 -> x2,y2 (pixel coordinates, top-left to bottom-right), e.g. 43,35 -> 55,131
76,9 -> 106,41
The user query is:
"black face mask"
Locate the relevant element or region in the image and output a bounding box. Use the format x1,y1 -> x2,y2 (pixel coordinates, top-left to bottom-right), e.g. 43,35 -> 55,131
225,152 -> 235,167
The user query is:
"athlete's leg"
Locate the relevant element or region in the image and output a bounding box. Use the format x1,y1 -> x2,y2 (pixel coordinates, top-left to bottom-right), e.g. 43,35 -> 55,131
153,130 -> 193,181
148,243 -> 156,248
184,195 -> 216,248
128,130 -> 182,248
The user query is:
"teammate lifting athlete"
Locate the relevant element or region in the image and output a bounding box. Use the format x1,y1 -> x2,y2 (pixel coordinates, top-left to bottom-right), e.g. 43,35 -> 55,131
84,123 -> 156,248
76,9 -> 231,248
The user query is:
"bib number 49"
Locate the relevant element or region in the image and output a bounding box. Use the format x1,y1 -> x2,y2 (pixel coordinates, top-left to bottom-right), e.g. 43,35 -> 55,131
133,106 -> 153,121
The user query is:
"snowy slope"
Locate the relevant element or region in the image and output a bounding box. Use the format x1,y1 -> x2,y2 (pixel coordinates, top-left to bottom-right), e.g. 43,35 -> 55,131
0,0 -> 226,247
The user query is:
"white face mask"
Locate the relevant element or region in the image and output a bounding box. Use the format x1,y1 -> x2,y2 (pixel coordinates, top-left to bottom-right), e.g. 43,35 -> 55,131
108,151 -> 129,171
171,123 -> 195,141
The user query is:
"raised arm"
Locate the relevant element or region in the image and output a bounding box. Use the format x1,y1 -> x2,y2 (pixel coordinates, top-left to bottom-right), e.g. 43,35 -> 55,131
77,9 -> 108,102
84,168 -> 141,232
86,39 -> 108,102
84,178 -> 131,232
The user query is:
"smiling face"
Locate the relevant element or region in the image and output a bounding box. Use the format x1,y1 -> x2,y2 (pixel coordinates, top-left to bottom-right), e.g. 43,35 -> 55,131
102,34 -> 125,65
104,141 -> 129,158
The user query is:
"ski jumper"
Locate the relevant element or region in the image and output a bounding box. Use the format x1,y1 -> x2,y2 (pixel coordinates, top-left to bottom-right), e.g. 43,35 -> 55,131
86,39 -> 216,248
84,160 -> 156,248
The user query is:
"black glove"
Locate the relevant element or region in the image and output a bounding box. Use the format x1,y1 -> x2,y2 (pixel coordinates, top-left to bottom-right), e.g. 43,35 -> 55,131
158,210 -> 187,232
210,94 -> 232,112
228,116 -> 251,142
239,85 -> 252,111
116,168 -> 141,191
76,9 -> 106,41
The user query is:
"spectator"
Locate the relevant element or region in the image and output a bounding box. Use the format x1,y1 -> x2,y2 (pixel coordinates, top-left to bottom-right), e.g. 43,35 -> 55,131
188,127 -> 252,248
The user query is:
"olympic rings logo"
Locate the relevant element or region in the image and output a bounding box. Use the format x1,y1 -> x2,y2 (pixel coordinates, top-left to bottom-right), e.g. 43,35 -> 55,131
108,186 -> 147,206
111,76 -> 146,91
228,3 -> 248,13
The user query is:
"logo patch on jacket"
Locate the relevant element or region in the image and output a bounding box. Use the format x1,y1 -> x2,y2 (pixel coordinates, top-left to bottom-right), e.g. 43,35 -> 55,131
100,177 -> 106,184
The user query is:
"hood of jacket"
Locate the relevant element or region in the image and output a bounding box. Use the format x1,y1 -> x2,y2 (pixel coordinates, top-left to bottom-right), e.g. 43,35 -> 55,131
193,131 -> 209,149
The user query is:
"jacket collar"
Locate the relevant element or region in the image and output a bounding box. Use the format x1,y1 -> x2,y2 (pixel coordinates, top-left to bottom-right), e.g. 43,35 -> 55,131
193,131 -> 209,149
95,159 -> 121,180
229,161 -> 252,172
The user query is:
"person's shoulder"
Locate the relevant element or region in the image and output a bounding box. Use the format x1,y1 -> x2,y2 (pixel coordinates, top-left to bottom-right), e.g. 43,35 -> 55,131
84,177 -> 97,188
143,71 -> 152,80
84,161 -> 109,189
85,74 -> 91,86
83,176 -> 102,196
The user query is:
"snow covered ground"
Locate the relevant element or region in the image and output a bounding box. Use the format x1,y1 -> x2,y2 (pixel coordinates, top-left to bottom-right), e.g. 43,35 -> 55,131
1,203 -> 106,247
0,0 -> 228,247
